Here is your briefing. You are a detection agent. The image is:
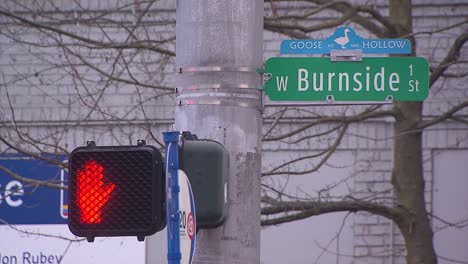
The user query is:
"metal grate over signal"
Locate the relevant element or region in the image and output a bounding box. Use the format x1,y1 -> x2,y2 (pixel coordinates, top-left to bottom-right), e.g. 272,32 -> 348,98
68,144 -> 165,242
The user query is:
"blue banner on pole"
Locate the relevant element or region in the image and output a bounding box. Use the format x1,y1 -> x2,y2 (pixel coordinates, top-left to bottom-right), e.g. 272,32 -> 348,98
0,155 -> 67,225
280,27 -> 411,55
163,131 -> 182,264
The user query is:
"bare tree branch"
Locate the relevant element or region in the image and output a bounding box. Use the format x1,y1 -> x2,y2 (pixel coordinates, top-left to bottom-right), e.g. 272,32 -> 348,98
263,106 -> 396,142
262,150 -> 329,176
437,255 -> 468,264
417,101 -> 468,130
264,0 -> 389,38
0,165 -> 65,189
403,19 -> 468,38
0,8 -> 176,56
0,219 -> 83,242
263,123 -> 348,176
430,32 -> 468,86
265,4 -> 358,34
261,197 -> 402,226
263,107 -> 288,140
284,124 -> 343,144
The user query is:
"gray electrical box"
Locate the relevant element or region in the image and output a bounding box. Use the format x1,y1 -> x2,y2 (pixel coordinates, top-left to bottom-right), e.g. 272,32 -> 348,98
180,138 -> 229,229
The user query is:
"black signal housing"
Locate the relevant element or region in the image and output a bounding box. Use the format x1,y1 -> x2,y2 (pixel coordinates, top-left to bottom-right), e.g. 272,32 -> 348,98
68,141 -> 165,242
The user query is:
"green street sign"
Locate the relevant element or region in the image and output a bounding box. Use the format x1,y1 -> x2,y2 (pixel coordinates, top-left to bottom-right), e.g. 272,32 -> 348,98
264,57 -> 429,102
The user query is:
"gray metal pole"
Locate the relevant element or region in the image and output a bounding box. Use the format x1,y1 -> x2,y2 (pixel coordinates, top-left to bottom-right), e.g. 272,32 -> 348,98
175,1 -> 263,263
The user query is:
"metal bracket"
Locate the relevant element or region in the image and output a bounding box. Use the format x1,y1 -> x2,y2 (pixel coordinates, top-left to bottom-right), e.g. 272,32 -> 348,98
176,84 -> 261,92
385,95 -> 394,103
263,73 -> 272,86
137,140 -> 146,146
263,100 -> 393,107
86,140 -> 96,147
325,95 -> 335,104
264,94 -> 394,107
177,98 -> 262,110
177,66 -> 261,74
330,49 -> 363,62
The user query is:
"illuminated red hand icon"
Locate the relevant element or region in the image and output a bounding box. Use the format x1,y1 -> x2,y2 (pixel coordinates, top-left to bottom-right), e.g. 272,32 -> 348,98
77,160 -> 115,224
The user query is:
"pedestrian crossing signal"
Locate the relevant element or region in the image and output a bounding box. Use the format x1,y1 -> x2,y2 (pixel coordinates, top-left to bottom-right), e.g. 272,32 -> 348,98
68,141 -> 165,242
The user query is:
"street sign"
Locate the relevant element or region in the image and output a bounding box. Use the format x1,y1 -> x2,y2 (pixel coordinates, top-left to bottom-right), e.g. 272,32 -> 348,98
164,131 -> 196,264
0,155 -> 67,225
281,27 -> 411,54
264,57 -> 429,102
178,170 -> 196,264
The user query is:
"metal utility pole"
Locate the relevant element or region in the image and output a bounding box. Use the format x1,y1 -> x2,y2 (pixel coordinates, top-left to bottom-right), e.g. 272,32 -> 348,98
175,0 -> 263,263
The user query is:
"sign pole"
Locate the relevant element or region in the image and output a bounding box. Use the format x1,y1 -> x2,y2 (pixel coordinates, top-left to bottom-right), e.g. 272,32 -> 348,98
174,1 -> 263,263
163,131 -> 181,264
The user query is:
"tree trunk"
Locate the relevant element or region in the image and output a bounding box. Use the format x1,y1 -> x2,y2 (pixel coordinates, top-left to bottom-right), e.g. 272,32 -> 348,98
392,102 -> 437,264
389,0 -> 437,263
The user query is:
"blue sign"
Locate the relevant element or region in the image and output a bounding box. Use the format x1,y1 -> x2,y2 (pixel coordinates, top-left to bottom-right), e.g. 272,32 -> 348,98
163,131 -> 197,264
164,131 -> 182,264
0,155 -> 68,225
281,27 -> 411,55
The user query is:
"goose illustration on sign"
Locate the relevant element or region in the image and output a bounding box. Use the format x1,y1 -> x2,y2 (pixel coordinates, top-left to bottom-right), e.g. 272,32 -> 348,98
334,28 -> 351,49
281,27 -> 411,54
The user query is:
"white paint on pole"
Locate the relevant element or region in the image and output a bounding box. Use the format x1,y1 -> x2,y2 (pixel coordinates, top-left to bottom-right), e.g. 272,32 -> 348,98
178,170 -> 196,264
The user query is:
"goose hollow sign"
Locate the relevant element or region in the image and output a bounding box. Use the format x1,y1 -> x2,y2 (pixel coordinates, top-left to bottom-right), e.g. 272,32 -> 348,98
264,57 -> 429,102
280,27 -> 411,54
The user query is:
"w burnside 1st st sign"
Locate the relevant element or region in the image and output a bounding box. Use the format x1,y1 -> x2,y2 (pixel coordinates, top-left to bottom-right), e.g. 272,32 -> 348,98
264,57 -> 429,102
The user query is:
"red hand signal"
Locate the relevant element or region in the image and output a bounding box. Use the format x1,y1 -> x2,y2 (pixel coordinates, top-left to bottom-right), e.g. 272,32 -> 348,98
77,160 -> 115,224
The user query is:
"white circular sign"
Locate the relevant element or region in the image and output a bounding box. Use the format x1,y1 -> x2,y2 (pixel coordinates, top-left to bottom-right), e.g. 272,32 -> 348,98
178,170 -> 196,264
